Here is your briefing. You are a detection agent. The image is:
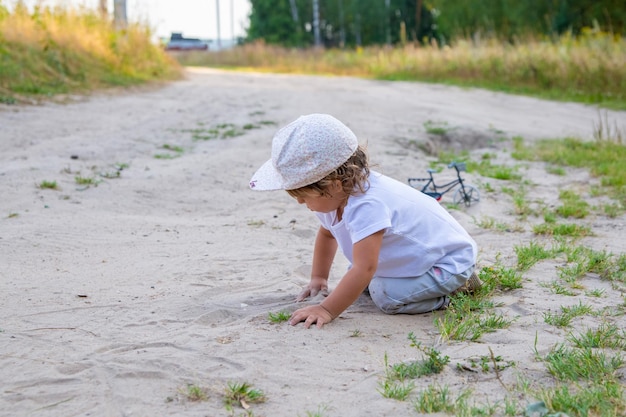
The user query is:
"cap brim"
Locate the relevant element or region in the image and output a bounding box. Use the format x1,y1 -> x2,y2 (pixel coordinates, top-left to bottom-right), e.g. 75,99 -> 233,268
249,159 -> 285,191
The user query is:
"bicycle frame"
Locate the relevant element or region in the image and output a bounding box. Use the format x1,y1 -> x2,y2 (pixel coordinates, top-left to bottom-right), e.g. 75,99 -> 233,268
408,162 -> 480,206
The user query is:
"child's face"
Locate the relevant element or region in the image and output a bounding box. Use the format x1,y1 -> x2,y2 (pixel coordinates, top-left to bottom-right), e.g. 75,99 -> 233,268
293,181 -> 347,213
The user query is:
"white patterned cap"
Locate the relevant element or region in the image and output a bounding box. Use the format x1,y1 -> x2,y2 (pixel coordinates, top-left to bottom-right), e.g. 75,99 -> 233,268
249,114 -> 358,191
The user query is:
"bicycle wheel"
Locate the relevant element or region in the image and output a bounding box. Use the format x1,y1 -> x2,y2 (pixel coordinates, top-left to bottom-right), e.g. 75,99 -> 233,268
453,185 -> 480,207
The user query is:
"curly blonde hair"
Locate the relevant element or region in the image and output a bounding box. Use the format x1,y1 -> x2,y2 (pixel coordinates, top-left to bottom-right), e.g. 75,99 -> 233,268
287,145 -> 370,199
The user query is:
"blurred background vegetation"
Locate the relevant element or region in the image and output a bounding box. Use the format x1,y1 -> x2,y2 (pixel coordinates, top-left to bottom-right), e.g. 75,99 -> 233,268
246,0 -> 626,48
0,1 -> 181,104
0,0 -> 625,109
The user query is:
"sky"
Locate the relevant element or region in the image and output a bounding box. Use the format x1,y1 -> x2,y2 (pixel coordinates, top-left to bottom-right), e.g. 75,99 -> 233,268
14,0 -> 252,41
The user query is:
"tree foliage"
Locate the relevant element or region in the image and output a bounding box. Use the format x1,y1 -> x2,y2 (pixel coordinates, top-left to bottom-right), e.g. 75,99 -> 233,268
246,0 -> 626,48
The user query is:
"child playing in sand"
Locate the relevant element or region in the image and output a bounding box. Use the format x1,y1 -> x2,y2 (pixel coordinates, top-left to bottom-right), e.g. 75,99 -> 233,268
249,113 -> 479,329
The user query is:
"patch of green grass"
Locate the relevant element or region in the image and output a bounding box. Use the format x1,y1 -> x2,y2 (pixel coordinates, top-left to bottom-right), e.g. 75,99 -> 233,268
511,130 -> 626,205
543,344 -> 623,382
534,381 -> 626,417
378,377 -> 415,400
179,383 -> 208,401
154,143 -> 184,159
502,185 -> 533,217
472,160 -> 521,181
300,404 -> 331,417
479,264 -> 523,291
74,176 -> 99,186
546,165 -> 567,176
533,222 -> 592,237
515,241 -> 555,271
223,381 -> 266,412
413,384 -> 470,414
424,120 -> 451,135
384,333 -> 450,381
543,302 -> 593,327
556,190 -> 590,219
38,180 -> 58,190
567,323 -> 626,350
475,216 -> 523,233
267,310 -> 290,323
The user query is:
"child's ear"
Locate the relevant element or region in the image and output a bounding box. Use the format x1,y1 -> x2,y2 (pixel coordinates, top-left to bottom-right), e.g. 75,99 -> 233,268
331,180 -> 343,192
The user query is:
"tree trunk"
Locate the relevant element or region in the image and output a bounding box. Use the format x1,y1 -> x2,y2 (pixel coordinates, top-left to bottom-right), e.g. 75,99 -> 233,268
113,0 -> 127,29
312,0 -> 321,47
98,0 -> 107,16
416,0 -> 423,43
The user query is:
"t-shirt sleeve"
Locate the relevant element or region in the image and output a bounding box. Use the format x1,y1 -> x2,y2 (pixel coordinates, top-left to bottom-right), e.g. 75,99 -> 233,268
346,199 -> 391,243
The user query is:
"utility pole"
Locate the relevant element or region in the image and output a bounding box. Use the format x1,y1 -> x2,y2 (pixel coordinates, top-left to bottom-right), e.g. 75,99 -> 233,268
312,0 -> 321,47
385,0 -> 391,45
416,0 -> 423,43
113,0 -> 127,29
216,0 -> 222,50
98,0 -> 107,17
230,0 -> 234,43
289,0 -> 299,24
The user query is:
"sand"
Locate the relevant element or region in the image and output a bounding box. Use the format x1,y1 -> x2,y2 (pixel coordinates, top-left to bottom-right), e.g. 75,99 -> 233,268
1,68 -> 625,417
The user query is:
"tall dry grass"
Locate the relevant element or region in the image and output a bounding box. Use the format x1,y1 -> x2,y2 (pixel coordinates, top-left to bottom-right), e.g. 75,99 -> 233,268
0,3 -> 180,103
176,31 -> 626,110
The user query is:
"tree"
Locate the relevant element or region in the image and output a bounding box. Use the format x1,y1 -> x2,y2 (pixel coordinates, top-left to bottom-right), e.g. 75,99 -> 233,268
113,0 -> 127,29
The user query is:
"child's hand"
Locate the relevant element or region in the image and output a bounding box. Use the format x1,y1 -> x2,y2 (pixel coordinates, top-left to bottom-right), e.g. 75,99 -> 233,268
288,305 -> 334,328
295,277 -> 329,301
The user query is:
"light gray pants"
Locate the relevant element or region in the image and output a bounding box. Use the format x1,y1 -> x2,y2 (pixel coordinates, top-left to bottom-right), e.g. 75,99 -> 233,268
368,265 -> 475,314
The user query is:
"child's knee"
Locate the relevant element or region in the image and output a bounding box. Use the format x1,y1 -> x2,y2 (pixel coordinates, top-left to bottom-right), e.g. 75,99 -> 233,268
369,286 -> 402,314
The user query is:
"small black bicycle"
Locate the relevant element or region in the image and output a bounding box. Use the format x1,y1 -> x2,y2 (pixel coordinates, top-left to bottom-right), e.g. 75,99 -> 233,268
408,162 -> 480,207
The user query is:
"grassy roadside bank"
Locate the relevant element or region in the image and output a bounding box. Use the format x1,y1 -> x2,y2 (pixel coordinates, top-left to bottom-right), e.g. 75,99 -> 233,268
174,34 -> 626,111
0,3 -> 181,104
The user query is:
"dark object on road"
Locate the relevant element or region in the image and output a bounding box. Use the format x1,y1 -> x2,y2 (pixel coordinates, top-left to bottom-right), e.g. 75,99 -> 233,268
165,33 -> 209,51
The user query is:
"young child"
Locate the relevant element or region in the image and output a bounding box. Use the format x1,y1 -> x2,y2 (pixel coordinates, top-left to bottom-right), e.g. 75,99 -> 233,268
249,113 -> 479,329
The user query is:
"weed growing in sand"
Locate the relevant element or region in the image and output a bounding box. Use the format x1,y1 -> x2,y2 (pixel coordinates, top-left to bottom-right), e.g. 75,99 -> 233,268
267,310 -> 290,323
413,383 -> 470,414
556,190 -> 590,219
466,354 -> 514,373
184,123 -> 249,141
543,281 -> 577,296
38,180 -> 58,190
543,344 -> 623,382
543,302 -> 593,328
474,160 -> 521,181
74,176 -> 99,187
349,329 -> 362,337
512,124 -> 626,210
586,288 -> 605,297
179,383 -> 208,401
7,212 -> 18,218
392,333 -> 450,379
423,120 -> 451,136
546,165 -> 567,176
378,333 -> 451,400
533,222 -> 592,237
436,265 -> 517,341
515,241 -> 554,271
475,216 -> 523,233
300,404 -> 331,417
154,144 -> 184,159
533,381 -> 626,417
567,323 -> 626,350
378,376 -> 415,400
501,185 -> 534,218
223,382 -> 266,412
482,263 -> 523,291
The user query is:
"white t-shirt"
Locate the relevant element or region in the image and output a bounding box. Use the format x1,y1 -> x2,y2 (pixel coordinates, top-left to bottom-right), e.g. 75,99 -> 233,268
315,172 -> 477,278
